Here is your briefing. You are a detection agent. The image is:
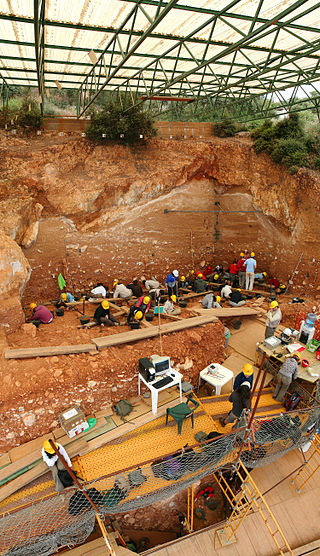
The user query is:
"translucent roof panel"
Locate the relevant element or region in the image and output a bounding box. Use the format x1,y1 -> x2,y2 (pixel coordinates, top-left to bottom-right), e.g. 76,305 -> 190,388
0,0 -> 319,116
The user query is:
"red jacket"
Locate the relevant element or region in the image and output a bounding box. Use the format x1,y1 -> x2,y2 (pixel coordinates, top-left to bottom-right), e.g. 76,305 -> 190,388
203,266 -> 213,277
33,305 -> 53,324
136,296 -> 151,312
237,258 -> 246,272
229,263 -> 238,275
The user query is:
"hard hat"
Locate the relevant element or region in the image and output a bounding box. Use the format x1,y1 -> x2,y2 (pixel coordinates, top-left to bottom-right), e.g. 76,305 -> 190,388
237,288 -> 241,291
262,272 -> 267,277
134,310 -> 143,321
171,295 -> 177,303
181,276 -> 186,281
240,252 -> 244,257
61,293 -> 67,301
198,273 -> 204,279
101,300 -> 109,309
216,295 -> 221,303
241,381 -> 251,389
30,302 -> 37,310
293,352 -> 302,361
190,270 -> 195,275
43,439 -> 58,454
113,279 -> 118,287
173,270 -> 179,277
243,363 -> 254,375
143,296 -> 150,304
251,252 -> 255,257
214,274 -> 219,280
270,301 -> 278,308
280,283 -> 286,289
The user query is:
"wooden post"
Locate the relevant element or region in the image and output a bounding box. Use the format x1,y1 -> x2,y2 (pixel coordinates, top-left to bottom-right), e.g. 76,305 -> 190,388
157,300 -> 163,355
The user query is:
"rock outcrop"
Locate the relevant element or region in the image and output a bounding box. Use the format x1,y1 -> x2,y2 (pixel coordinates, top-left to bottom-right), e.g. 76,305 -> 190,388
0,231 -> 31,332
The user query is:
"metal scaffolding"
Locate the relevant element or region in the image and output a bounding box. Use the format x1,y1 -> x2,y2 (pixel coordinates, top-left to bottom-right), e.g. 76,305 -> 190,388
0,1 -> 319,120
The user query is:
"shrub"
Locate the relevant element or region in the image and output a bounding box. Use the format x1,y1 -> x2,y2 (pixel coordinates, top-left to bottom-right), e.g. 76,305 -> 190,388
86,99 -> 156,145
16,98 -> 43,130
213,120 -> 237,137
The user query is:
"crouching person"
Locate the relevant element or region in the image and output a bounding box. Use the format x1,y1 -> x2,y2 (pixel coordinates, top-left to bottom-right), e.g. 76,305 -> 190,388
42,440 -> 73,492
94,300 -> 120,327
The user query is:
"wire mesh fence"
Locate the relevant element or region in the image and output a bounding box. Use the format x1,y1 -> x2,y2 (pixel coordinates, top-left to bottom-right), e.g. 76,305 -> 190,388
1,401 -> 319,556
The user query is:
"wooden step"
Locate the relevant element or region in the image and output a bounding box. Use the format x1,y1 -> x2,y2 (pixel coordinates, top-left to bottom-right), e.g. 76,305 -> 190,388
5,344 -> 97,360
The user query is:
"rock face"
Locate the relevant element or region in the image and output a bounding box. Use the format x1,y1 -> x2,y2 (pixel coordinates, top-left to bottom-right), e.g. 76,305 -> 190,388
0,231 -> 31,332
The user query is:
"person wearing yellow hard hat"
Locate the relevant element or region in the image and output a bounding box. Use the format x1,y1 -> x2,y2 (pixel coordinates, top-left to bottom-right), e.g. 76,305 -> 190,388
273,353 -> 300,402
27,303 -> 53,327
244,252 -> 256,291
237,253 -> 247,288
201,292 -> 222,309
113,280 -> 132,300
179,275 -> 186,288
56,291 -> 75,309
127,309 -> 144,329
193,272 -> 210,294
42,439 -> 72,492
265,300 -> 282,338
234,363 -> 254,390
163,294 -> 181,316
127,294 -> 151,324
94,299 -> 120,327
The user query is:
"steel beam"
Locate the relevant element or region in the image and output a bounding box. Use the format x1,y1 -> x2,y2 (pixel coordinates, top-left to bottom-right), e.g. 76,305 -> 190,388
34,0 -> 45,112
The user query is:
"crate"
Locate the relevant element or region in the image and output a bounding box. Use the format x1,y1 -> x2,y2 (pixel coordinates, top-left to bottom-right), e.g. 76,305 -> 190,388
306,339 -> 320,353
58,405 -> 89,438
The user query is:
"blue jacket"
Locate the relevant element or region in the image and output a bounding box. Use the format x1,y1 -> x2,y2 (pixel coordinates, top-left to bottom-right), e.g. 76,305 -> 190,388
233,372 -> 253,391
165,273 -> 177,286
59,292 -> 75,303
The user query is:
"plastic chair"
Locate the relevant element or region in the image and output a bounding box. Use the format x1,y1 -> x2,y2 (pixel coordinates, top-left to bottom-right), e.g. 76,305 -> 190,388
166,396 -> 200,435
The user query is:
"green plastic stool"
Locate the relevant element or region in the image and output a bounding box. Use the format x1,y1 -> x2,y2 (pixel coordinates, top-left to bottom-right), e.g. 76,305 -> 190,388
166,396 -> 200,435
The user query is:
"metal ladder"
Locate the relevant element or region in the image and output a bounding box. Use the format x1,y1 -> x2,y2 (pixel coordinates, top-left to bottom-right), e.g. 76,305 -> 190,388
292,433 -> 320,492
214,461 -> 293,555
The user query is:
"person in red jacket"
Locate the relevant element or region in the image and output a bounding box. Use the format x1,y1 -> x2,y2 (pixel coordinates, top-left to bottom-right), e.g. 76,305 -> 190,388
229,260 -> 239,286
28,303 -> 53,327
237,252 -> 247,288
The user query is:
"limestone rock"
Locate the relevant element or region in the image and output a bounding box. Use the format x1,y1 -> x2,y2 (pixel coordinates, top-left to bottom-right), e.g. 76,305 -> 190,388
22,323 -> 37,338
22,413 -> 36,427
0,231 -> 31,333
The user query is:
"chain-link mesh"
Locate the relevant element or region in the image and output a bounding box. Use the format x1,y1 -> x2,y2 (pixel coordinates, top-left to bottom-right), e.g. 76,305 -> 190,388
0,403 -> 319,555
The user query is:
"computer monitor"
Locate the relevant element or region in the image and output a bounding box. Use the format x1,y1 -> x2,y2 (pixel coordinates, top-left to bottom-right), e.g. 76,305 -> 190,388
150,354 -> 171,375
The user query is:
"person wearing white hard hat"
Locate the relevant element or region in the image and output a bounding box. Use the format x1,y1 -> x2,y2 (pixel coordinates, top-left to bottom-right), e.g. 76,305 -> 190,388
265,300 -> 282,338
165,270 -> 179,297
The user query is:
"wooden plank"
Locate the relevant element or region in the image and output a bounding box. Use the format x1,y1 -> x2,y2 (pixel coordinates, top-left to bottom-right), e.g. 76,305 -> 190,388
192,307 -> 259,318
9,433 -> 55,463
5,343 -> 97,360
92,314 -> 219,349
0,439 -> 88,503
0,453 -> 11,469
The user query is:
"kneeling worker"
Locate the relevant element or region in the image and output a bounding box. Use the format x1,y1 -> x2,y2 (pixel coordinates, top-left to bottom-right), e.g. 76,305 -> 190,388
127,309 -> 144,328
57,292 -> 75,308
28,303 -> 53,327
163,295 -> 181,315
201,293 -> 221,309
42,440 -> 72,492
228,289 -> 246,307
234,363 -> 254,390
127,296 -> 151,323
94,300 -> 120,327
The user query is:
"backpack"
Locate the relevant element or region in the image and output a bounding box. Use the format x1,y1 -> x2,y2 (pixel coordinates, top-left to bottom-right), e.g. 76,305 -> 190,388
58,469 -> 74,488
284,392 -> 303,412
113,399 -> 134,422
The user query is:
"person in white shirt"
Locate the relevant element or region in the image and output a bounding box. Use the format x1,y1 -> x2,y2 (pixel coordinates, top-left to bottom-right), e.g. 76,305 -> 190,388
141,276 -> 161,302
163,295 -> 181,315
42,440 -> 72,492
244,252 -> 257,291
201,293 -> 221,309
113,280 -> 132,299
90,283 -> 107,298
221,282 -> 232,299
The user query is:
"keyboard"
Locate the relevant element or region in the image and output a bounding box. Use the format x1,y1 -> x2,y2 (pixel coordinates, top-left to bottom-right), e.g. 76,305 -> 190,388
152,376 -> 174,389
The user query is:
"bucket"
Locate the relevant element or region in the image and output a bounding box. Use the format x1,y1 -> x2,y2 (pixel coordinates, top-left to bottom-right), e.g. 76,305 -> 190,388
130,322 -> 140,329
145,312 -> 154,322
233,320 -> 242,330
306,313 -> 317,328
179,299 -> 187,308
56,308 -> 64,317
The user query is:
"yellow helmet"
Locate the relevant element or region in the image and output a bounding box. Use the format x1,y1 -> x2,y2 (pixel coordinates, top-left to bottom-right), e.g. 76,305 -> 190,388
134,310 -> 143,321
240,252 -> 244,257
280,284 -> 286,289
43,439 -> 57,454
270,300 -> 278,308
198,273 -> 204,279
190,270 -> 195,275
243,363 -> 253,376
251,252 -> 255,257
113,279 -> 118,287
143,296 -> 150,304
214,274 -> 219,280
61,293 -> 67,301
30,302 -> 37,310
101,300 -> 109,309
237,288 -> 241,291
181,276 -> 186,281
262,272 -> 267,277
216,295 -> 221,303
293,352 -> 302,361
171,295 -> 177,303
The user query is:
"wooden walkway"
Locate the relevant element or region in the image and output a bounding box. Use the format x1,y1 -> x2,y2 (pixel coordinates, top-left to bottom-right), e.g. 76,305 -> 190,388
149,449 -> 320,556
